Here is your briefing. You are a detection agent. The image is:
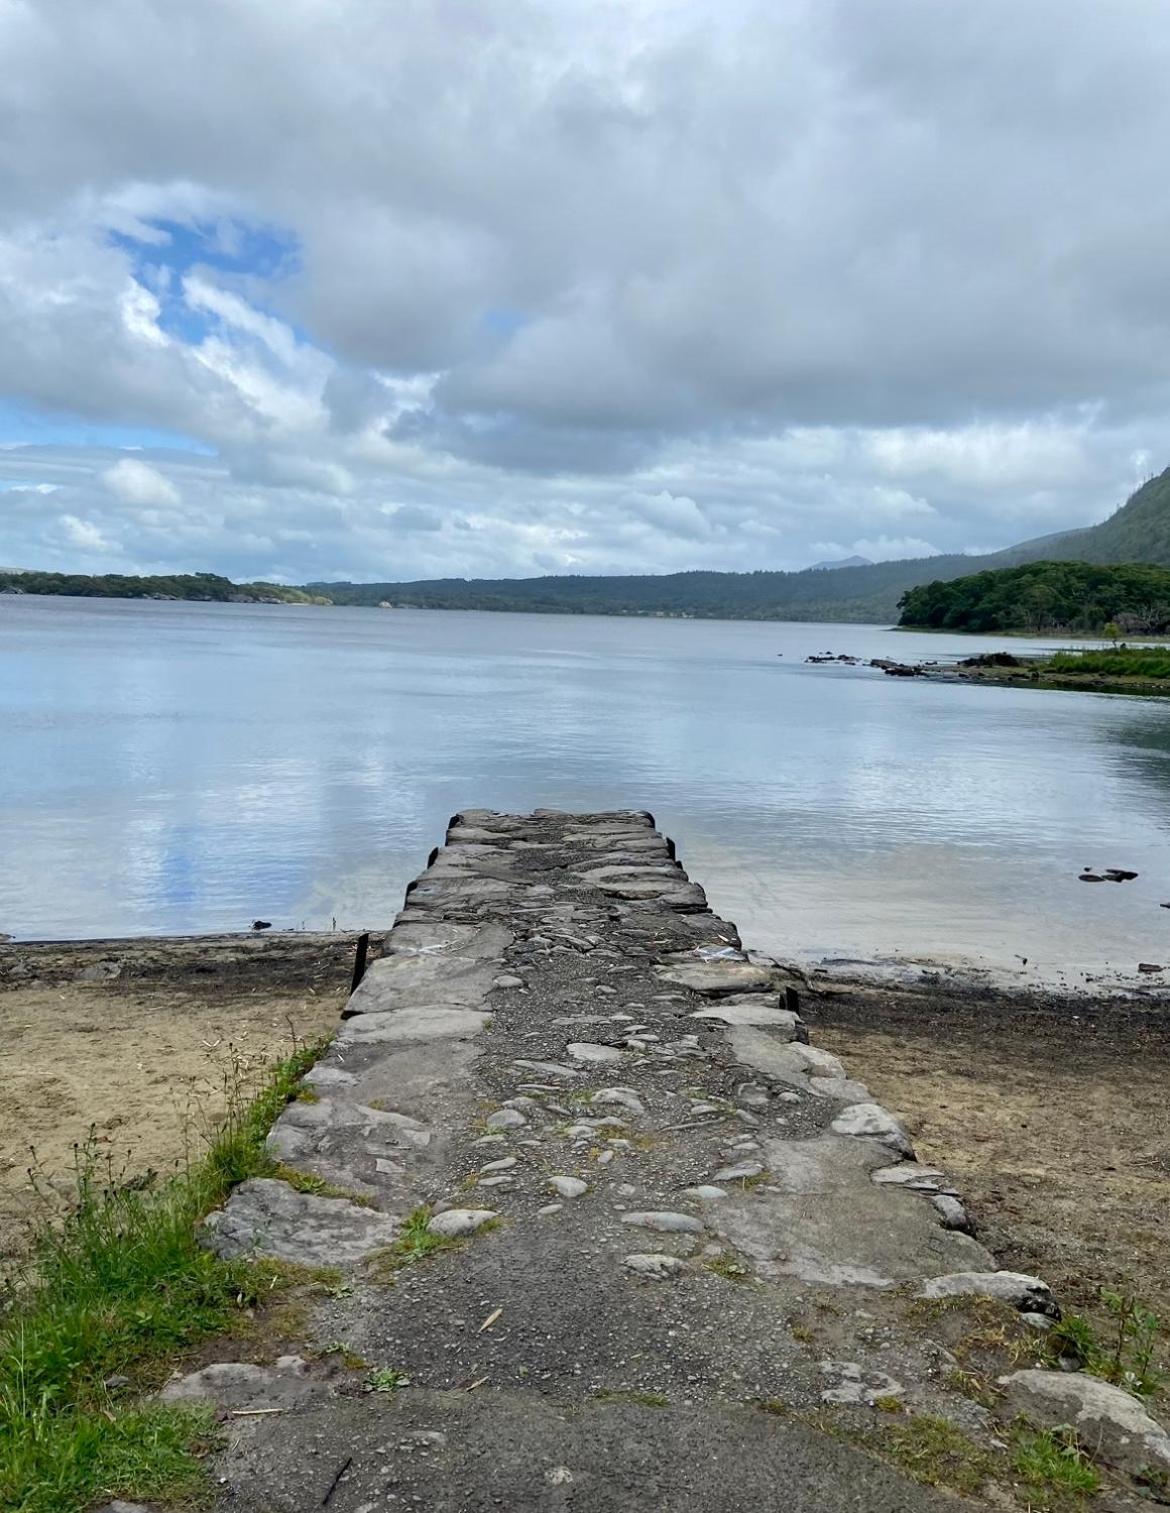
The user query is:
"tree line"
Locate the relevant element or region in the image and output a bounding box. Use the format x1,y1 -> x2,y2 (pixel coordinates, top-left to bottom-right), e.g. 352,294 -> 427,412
897,561 -> 1170,635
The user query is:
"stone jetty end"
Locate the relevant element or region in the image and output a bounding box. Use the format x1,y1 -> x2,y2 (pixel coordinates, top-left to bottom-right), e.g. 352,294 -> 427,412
147,810 -> 1167,1509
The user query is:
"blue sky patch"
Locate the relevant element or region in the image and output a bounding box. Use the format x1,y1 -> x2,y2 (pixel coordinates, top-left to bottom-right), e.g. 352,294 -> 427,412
0,401 -> 211,454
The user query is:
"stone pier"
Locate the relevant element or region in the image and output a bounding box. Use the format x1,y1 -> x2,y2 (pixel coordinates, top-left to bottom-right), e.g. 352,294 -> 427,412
182,811 -> 1074,1510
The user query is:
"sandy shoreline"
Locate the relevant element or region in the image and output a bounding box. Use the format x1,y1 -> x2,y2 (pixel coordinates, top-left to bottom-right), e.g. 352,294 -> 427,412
2,930 -> 1167,1396
0,932 -> 383,1262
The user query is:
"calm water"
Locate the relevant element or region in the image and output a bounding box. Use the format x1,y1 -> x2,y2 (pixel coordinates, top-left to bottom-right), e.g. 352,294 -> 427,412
4,595 -> 1170,989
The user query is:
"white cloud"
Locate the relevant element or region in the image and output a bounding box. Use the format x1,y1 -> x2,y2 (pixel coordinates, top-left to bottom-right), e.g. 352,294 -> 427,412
1,1 -> 1169,580
60,514 -> 115,552
102,458 -> 180,507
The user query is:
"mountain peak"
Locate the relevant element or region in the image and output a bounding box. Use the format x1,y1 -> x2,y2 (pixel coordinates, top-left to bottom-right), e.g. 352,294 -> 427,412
807,553 -> 873,571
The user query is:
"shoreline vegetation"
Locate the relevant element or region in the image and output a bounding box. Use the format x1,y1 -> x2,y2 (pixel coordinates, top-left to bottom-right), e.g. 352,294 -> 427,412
861,645 -> 1170,696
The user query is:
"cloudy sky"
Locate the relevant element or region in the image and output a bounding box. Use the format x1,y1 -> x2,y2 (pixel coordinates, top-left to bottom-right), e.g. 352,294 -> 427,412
2,0 -> 1169,583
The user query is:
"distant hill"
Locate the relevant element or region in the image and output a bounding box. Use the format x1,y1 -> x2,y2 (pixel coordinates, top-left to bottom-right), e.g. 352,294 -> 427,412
311,469 -> 1168,623
808,554 -> 872,571
898,560 -> 1170,635
7,468 -> 1170,625
0,570 -> 328,605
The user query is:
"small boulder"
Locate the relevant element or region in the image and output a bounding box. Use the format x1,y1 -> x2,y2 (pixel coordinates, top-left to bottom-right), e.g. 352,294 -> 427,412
427,1208 -> 498,1239
998,1369 -> 1170,1477
485,1108 -> 527,1130
567,1042 -> 625,1064
918,1269 -> 1058,1317
591,1087 -> 646,1116
711,1162 -> 763,1183
931,1194 -> 972,1232
830,1103 -> 914,1157
624,1253 -> 686,1278
621,1211 -> 703,1234
548,1176 -> 588,1199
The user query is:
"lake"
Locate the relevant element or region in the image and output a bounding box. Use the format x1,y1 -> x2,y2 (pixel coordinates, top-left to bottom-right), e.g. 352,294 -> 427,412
4,594 -> 1170,990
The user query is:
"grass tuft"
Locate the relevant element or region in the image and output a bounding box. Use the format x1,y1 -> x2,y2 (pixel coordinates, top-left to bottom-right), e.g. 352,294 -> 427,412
0,1037 -> 327,1513
867,1414 -> 995,1497
1046,1292 -> 1163,1399
703,1251 -> 752,1282
1012,1426 -> 1099,1499
268,1164 -> 375,1208
366,1206 -> 457,1281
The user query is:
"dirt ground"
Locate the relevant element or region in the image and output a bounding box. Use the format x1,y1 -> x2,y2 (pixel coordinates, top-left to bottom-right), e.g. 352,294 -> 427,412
3,931 -> 1168,1381
808,976 -> 1170,1391
0,932 -> 383,1264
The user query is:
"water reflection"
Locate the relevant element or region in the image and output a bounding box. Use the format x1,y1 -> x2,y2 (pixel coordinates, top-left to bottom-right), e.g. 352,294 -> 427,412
3,596 -> 1170,986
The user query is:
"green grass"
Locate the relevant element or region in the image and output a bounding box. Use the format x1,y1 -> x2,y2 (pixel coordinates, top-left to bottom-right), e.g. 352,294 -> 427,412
269,1163 -> 375,1208
1043,647 -> 1170,679
0,1038 -> 327,1513
1013,1427 -> 1099,1499
1047,1291 -> 1162,1399
703,1252 -> 752,1282
366,1206 -> 457,1279
869,1414 -> 995,1497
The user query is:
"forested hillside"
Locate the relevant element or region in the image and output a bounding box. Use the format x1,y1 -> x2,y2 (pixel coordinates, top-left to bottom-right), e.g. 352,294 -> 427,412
898,561 -> 1170,635
0,571 -> 327,604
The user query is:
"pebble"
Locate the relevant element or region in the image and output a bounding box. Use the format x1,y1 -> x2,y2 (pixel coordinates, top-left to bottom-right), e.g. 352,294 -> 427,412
493,974 -> 524,989
683,1185 -> 728,1202
711,1162 -> 763,1182
427,1209 -> 498,1239
486,1109 -> 527,1131
931,1194 -> 971,1231
477,1175 -> 514,1189
591,1087 -> 646,1116
624,1253 -> 686,1278
537,1203 -> 563,1217
548,1176 -> 588,1199
479,1157 -> 517,1174
595,985 -> 616,996
735,1082 -> 770,1110
621,1211 -> 703,1234
567,1042 -> 625,1064
597,1150 -> 615,1165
